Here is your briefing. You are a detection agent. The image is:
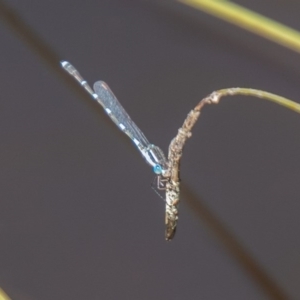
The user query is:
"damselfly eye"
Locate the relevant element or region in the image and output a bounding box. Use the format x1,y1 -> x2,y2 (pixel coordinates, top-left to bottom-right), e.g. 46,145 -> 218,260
153,164 -> 162,175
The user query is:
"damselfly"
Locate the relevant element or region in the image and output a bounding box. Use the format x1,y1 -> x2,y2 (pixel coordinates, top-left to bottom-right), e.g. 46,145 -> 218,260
61,61 -> 177,240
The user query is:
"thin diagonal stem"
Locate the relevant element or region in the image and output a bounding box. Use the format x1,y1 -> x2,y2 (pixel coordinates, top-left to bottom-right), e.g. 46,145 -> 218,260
0,0 -> 112,124
182,182 -> 289,300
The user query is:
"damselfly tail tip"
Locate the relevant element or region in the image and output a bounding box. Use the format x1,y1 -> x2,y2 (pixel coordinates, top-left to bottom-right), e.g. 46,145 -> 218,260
60,60 -> 69,67
60,61 -> 77,76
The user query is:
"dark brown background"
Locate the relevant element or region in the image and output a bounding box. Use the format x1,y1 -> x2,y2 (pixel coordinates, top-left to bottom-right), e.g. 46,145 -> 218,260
1,0 -> 300,299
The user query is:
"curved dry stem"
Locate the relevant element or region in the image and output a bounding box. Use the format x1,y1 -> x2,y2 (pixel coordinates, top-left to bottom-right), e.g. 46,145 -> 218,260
164,87 -> 300,240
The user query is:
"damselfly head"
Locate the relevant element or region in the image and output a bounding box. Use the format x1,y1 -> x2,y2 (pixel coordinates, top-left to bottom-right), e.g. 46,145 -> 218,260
153,164 -> 162,174
153,163 -> 169,177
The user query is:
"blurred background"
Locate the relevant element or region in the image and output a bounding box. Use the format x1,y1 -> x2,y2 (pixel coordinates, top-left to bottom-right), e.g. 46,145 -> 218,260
1,0 -> 300,299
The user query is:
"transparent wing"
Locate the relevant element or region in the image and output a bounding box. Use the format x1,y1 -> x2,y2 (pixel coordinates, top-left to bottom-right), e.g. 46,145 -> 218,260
93,81 -> 150,150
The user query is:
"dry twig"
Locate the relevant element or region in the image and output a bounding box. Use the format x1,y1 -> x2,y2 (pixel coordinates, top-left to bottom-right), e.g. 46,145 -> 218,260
163,88 -> 300,240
